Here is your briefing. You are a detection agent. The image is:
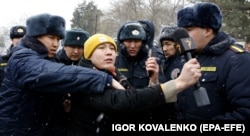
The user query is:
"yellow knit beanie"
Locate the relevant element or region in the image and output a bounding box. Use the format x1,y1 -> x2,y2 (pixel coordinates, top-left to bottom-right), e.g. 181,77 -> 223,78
84,33 -> 117,59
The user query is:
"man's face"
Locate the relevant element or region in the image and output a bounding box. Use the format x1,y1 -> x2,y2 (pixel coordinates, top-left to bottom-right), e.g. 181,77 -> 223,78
64,45 -> 83,61
161,40 -> 176,58
38,35 -> 60,58
185,27 -> 207,52
12,37 -> 22,46
245,44 -> 250,51
123,39 -> 143,57
89,43 -> 117,70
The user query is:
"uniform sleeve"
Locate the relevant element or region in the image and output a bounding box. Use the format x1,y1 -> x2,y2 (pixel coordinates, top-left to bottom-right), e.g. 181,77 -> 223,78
7,51 -> 112,94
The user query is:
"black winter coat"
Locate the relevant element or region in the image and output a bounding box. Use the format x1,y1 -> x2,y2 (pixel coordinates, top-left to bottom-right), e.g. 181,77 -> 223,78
66,58 -> 166,136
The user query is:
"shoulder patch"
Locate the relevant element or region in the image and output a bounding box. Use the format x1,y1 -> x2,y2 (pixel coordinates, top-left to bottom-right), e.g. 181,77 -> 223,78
118,68 -> 128,72
229,45 -> 244,53
0,63 -> 7,67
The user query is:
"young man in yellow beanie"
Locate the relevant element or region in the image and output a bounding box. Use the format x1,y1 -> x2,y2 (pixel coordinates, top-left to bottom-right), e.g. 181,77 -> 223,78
63,33 -> 202,135
0,14 -> 125,135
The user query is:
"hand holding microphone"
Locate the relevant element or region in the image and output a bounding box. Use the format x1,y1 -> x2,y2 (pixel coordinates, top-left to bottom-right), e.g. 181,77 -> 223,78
172,27 -> 210,107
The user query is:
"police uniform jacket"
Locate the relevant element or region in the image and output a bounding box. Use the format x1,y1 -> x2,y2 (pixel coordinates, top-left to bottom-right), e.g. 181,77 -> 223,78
175,32 -> 250,120
0,45 -> 14,85
55,49 -> 79,65
163,54 -> 186,82
0,36 -> 113,135
115,45 -> 150,88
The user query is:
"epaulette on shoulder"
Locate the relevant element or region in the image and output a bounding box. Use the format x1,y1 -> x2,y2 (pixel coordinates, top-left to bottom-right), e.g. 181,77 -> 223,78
0,62 -> 7,67
229,45 -> 244,53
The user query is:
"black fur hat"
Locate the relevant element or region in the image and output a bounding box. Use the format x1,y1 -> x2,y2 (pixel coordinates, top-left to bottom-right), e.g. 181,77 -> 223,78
177,2 -> 222,32
9,25 -> 26,39
119,22 -> 146,41
26,13 -> 65,39
159,26 -> 179,44
62,28 -> 89,47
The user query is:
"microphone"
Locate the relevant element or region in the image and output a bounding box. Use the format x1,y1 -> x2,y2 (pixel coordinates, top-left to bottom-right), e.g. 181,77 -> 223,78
172,28 -> 210,107
172,28 -> 196,61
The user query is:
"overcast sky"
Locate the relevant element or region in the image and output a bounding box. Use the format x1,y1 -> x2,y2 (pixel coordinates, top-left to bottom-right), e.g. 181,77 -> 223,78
0,0 -> 110,29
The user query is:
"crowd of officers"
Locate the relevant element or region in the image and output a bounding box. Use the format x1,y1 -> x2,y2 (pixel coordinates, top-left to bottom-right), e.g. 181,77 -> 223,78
0,2 -> 250,136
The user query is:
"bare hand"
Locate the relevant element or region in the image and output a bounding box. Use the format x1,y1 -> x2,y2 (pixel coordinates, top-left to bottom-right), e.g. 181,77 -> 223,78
175,58 -> 201,93
145,57 -> 159,84
63,93 -> 71,112
112,78 -> 126,90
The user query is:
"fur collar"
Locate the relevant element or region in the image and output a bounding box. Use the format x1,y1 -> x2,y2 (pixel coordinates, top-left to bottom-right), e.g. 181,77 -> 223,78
201,32 -> 235,55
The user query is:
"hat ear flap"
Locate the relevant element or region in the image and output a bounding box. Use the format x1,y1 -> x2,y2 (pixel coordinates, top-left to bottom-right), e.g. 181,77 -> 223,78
117,24 -> 125,42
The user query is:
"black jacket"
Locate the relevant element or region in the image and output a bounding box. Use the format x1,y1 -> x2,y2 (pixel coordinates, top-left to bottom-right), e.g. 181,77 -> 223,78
66,58 -> 166,136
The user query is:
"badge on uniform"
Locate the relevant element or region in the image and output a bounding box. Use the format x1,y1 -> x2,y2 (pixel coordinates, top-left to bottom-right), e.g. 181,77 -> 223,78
132,30 -> 139,36
17,28 -> 24,33
170,68 -> 180,79
77,36 -> 80,41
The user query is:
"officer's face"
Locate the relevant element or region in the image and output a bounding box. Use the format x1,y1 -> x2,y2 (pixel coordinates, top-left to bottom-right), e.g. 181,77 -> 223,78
245,44 -> 250,52
89,43 -> 117,70
64,45 -> 83,61
38,35 -> 60,58
185,27 -> 209,52
123,40 -> 142,57
161,40 -> 176,58
12,37 -> 22,46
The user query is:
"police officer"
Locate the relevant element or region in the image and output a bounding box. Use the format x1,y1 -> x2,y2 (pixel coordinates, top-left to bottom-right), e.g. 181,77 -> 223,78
0,13 -> 124,135
115,21 -> 168,121
159,26 -> 186,81
156,26 -> 187,120
56,28 -> 89,65
0,25 -> 26,85
175,2 -> 250,120
138,19 -> 166,83
116,21 -> 160,89
54,28 -> 90,134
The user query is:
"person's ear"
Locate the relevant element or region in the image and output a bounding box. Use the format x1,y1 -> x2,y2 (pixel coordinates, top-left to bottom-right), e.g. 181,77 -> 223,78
203,28 -> 213,37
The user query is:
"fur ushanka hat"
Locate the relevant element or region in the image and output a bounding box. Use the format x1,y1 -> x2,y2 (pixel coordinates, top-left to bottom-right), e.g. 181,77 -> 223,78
26,13 -> 65,39
119,22 -> 146,41
177,2 -> 222,32
62,28 -> 89,47
9,25 -> 26,39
